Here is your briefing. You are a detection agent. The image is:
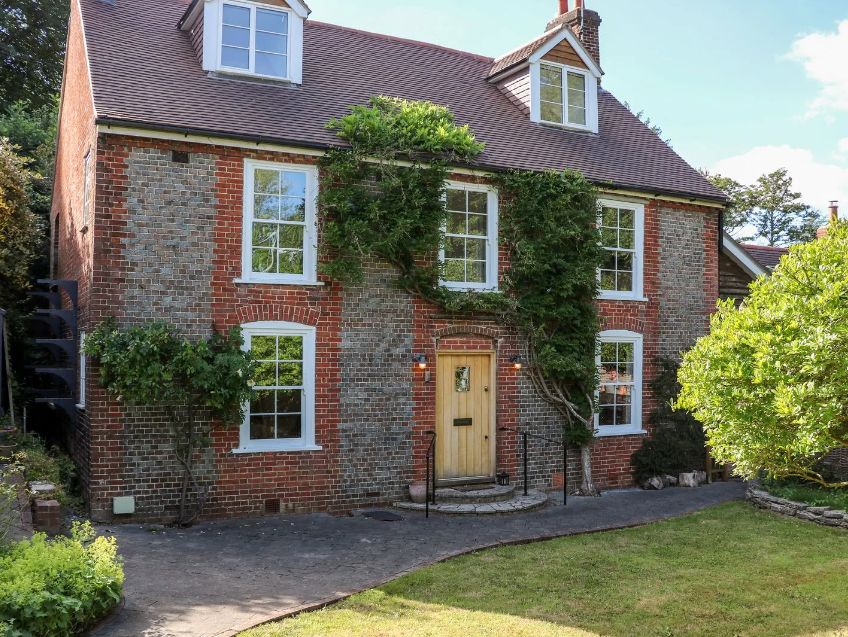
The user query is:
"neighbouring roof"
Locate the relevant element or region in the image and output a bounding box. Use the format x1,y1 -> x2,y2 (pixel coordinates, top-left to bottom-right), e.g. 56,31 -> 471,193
721,233 -> 767,279
79,0 -> 726,203
739,244 -> 790,271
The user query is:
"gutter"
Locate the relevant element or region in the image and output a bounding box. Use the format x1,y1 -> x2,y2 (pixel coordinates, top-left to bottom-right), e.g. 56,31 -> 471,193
95,117 -> 728,207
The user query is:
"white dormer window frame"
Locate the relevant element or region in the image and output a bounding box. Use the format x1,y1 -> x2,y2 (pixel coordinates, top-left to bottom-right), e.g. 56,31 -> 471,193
218,1 -> 291,80
528,28 -> 602,134
201,0 -> 307,84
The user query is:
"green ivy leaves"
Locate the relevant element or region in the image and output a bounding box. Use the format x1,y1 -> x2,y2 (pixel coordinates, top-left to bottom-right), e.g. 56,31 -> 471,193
319,96 -> 603,428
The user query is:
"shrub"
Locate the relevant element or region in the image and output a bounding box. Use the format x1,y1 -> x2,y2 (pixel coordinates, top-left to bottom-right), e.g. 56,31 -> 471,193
5,433 -> 80,509
0,521 -> 123,636
632,358 -> 705,482
677,222 -> 848,488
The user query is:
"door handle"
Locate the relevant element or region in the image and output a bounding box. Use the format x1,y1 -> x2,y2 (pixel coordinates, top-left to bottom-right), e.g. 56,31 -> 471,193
483,386 -> 489,392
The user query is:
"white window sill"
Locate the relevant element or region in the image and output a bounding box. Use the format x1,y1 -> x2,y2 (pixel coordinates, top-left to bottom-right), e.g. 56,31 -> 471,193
231,443 -> 322,454
440,284 -> 500,293
536,120 -> 597,135
233,278 -> 324,287
598,293 -> 649,302
595,428 -> 647,438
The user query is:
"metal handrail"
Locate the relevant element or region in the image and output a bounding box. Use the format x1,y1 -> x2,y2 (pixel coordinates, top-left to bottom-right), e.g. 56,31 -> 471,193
500,427 -> 568,506
424,431 -> 436,518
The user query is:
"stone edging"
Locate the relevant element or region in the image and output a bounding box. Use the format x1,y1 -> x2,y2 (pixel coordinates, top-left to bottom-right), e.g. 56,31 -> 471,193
747,485 -> 848,529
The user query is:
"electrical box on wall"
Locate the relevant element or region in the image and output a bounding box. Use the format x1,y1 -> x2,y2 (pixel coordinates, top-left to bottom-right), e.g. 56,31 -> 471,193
113,496 -> 135,515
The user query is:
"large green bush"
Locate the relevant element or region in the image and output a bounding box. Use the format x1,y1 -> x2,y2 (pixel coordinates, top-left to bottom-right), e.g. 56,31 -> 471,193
0,521 -> 123,636
677,222 -> 848,488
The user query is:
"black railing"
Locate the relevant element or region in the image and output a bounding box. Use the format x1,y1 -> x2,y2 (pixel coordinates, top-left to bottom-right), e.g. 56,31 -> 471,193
500,427 -> 568,506
424,430 -> 437,518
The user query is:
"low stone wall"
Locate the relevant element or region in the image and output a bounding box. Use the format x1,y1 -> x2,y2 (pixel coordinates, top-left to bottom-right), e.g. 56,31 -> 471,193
747,485 -> 848,530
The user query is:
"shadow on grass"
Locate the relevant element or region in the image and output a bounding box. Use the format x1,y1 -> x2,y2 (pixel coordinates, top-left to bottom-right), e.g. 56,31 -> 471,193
244,503 -> 848,637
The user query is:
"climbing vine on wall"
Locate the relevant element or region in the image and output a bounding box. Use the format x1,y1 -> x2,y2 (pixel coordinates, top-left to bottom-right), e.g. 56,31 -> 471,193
319,96 -> 604,494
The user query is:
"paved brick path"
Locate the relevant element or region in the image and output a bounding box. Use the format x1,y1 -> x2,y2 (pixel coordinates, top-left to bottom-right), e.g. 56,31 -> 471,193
90,481 -> 746,637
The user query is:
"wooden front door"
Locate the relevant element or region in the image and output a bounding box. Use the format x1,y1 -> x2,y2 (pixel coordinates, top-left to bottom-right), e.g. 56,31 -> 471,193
435,352 -> 495,483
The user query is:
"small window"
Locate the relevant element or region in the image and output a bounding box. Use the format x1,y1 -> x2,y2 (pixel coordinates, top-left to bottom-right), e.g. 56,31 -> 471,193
220,1 -> 289,79
242,160 -> 317,284
540,63 -> 587,128
455,367 -> 470,392
237,322 -> 318,453
598,199 -> 644,300
440,183 -> 498,290
595,331 -> 644,436
77,331 -> 86,409
82,150 -> 91,228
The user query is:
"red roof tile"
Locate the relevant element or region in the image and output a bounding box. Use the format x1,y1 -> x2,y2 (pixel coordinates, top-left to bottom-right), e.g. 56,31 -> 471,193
79,0 -> 726,203
739,244 -> 789,270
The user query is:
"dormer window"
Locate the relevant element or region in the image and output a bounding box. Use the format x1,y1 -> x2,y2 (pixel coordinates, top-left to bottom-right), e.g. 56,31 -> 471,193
540,63 -> 587,127
221,2 -> 289,79
187,0 -> 309,85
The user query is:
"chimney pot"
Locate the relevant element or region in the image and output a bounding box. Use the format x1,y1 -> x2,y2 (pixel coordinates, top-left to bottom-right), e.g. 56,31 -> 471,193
575,0 -> 584,9
558,0 -> 569,15
829,200 -> 839,223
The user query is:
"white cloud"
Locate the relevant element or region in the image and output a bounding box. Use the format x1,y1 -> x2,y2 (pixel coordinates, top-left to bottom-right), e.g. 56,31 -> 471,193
839,137 -> 848,156
789,20 -> 848,116
712,145 -> 848,211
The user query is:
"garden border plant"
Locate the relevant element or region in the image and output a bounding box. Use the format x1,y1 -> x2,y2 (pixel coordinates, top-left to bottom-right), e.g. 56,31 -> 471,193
84,321 -> 253,526
677,221 -> 848,490
318,96 -> 604,493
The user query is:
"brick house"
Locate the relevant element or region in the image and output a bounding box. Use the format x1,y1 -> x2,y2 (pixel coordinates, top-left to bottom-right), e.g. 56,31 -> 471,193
52,0 -> 726,522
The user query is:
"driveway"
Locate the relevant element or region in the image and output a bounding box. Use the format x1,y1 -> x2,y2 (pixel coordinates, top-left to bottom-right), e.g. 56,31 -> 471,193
90,481 -> 746,637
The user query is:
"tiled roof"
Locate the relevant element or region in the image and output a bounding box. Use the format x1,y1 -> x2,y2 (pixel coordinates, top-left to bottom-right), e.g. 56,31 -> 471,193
488,30 -> 556,78
79,0 -> 726,202
739,244 -> 789,271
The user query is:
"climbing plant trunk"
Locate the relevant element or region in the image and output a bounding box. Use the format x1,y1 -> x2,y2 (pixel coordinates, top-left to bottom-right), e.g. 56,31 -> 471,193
579,444 -> 599,496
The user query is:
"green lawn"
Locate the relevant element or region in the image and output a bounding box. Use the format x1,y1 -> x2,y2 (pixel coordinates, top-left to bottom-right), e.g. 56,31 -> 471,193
242,503 -> 848,637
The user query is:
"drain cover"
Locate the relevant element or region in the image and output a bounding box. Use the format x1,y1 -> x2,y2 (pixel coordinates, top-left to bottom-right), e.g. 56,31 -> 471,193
362,510 -> 404,522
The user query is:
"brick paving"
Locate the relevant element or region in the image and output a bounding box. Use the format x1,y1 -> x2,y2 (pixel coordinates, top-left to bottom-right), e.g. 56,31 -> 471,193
90,481 -> 746,637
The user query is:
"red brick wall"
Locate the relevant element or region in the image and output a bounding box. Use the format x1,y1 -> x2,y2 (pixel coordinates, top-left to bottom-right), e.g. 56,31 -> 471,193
70,131 -> 720,521
52,0 -> 98,494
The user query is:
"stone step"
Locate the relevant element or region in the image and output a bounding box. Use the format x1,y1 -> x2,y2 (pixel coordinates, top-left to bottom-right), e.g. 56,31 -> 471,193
433,483 -> 516,504
394,490 -> 548,515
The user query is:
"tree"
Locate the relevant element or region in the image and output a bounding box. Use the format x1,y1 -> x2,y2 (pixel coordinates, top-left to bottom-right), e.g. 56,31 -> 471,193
706,168 -> 823,246
84,322 -> 254,525
0,138 -> 45,311
701,171 -> 748,237
0,0 -> 68,108
623,101 -> 671,147
676,222 -> 848,489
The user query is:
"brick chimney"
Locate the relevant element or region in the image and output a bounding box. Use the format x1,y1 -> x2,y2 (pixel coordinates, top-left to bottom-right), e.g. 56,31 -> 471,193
816,201 -> 839,239
546,0 -> 602,67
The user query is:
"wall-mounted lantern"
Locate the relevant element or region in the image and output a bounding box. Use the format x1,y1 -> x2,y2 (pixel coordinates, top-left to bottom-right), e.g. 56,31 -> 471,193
413,354 -> 428,370
510,355 -> 526,370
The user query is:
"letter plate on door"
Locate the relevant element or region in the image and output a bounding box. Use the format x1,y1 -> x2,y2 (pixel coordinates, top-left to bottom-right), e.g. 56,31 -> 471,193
453,418 -> 473,427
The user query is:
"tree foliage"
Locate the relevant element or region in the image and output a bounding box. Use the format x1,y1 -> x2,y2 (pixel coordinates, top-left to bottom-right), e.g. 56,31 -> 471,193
0,0 -> 68,108
676,222 -> 848,488
84,321 -> 254,524
705,168 -> 823,246
319,96 -> 604,494
0,138 -> 45,311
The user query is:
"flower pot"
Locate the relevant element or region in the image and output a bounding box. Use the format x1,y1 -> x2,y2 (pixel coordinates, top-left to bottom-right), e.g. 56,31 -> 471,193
408,482 -> 428,504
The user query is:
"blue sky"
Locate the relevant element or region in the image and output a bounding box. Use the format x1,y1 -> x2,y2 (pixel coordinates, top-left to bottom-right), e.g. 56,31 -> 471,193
308,0 -> 848,210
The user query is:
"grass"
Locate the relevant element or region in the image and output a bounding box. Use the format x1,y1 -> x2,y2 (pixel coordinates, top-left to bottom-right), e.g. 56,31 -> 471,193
241,503 -> 848,637
763,479 -> 848,511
